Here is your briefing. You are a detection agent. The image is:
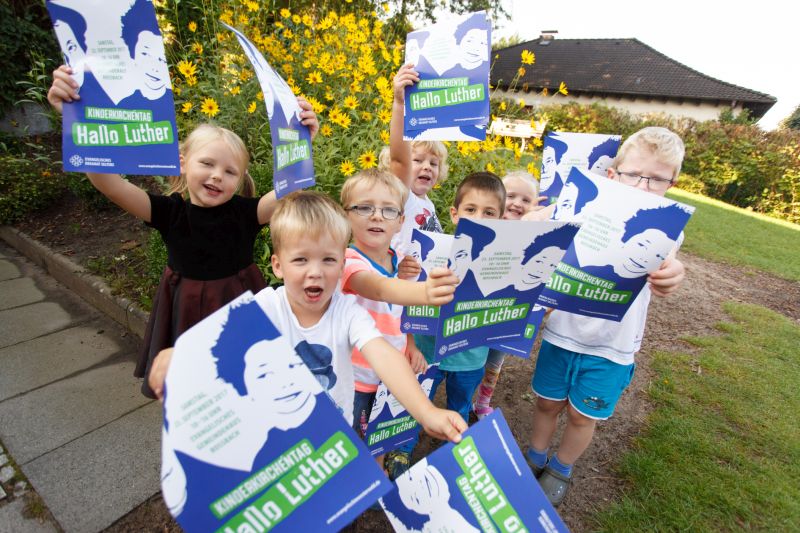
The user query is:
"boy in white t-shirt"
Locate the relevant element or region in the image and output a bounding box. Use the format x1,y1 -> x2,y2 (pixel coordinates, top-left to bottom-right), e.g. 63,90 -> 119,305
148,191 -> 467,443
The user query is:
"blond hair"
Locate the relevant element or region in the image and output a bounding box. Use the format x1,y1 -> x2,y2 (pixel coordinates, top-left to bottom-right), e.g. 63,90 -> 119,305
502,170 -> 539,197
167,124 -> 256,197
340,169 -> 409,209
377,141 -> 450,183
615,127 -> 685,180
270,190 -> 351,253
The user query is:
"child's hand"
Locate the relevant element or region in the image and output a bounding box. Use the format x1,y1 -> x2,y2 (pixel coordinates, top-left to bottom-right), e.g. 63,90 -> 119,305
521,201 -> 555,221
148,347 -> 174,401
424,267 -> 458,305
405,342 -> 428,374
393,64 -> 419,104
398,255 -> 422,280
648,256 -> 685,297
47,65 -> 80,114
296,96 -> 319,140
419,407 -> 467,443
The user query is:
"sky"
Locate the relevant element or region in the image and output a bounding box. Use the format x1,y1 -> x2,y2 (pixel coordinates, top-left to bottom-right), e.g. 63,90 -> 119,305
491,0 -> 799,130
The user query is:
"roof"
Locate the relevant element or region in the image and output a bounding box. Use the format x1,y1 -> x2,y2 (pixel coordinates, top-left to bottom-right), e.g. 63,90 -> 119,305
492,38 -> 776,119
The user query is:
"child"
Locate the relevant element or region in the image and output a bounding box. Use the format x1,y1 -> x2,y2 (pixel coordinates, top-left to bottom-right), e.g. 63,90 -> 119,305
148,191 -> 467,446
46,65 -> 319,398
383,172 -> 506,478
527,127 -> 687,506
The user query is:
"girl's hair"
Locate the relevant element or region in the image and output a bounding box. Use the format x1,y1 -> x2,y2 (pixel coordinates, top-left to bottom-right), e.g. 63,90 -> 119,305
502,170 -> 539,197
270,190 -> 351,253
614,127 -> 685,180
167,124 -> 256,197
340,169 -> 409,209
377,141 -> 450,183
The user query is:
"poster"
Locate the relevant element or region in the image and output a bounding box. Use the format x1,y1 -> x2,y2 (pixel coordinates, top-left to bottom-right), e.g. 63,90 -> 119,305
539,132 -> 621,206
400,229 -> 454,335
487,304 -> 547,358
434,218 -> 580,361
46,0 -> 180,175
223,23 -> 315,197
161,293 -> 389,532
537,168 -> 694,321
381,410 -> 568,533
364,365 -> 442,457
403,11 -> 491,141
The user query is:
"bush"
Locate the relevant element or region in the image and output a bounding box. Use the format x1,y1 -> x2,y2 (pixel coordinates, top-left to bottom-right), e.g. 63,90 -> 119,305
0,155 -> 65,224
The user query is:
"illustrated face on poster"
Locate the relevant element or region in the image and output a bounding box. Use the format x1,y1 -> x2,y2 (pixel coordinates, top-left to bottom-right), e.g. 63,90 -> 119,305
450,233 -> 475,283
53,19 -> 86,87
402,230 -> 453,335
617,228 -> 673,277
517,245 -> 563,291
396,459 -> 452,515
539,145 -> 559,192
134,30 -> 170,99
457,28 -> 489,69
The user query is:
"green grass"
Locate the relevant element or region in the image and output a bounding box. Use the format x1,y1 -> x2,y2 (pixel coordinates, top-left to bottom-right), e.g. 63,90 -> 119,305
592,302 -> 800,531
667,188 -> 800,281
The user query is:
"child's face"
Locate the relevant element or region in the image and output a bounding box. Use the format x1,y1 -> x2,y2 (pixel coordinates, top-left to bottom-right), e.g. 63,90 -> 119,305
410,147 -> 441,197
503,176 -> 537,219
608,147 -> 677,197
271,232 -> 345,325
345,182 -> 404,252
182,139 -> 244,208
449,189 -> 502,224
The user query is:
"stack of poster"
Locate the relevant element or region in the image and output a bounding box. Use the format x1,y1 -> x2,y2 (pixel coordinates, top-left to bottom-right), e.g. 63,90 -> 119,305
539,132 -> 621,206
161,293 -> 389,532
403,11 -> 491,141
47,0 -> 180,175
381,410 -> 568,533
400,229 -> 454,335
223,23 -> 315,197
538,168 -> 694,321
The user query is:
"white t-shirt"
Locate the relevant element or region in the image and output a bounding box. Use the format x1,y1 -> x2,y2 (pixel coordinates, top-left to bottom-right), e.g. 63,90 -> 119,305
392,193 -> 443,255
254,286 -> 383,424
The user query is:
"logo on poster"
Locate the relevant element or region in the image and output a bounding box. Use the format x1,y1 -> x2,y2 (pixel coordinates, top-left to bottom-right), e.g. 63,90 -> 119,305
69,154 -> 84,167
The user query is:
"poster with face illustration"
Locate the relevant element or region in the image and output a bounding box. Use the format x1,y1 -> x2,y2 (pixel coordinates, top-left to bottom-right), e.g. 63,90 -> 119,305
162,292 -> 390,532
380,409 -> 568,533
537,168 -> 694,321
46,0 -> 179,175
433,219 -> 580,361
401,229 -> 454,335
364,365 -> 442,457
539,132 -> 621,207
223,23 -> 315,198
403,11 -> 490,142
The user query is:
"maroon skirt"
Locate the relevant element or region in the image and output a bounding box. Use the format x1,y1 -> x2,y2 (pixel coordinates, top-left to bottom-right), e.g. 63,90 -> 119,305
134,263 -> 267,398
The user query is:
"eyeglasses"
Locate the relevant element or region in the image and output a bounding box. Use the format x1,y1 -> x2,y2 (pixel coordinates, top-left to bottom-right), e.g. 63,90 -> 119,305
612,169 -> 674,192
346,204 -> 402,220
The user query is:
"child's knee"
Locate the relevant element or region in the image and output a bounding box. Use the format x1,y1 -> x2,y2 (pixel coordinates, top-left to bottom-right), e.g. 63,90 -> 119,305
566,403 -> 597,427
536,396 -> 566,415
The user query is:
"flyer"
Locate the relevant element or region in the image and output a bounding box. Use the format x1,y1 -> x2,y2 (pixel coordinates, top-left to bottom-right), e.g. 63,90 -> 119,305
487,304 -> 547,358
161,293 -> 389,532
539,132 -> 621,206
434,218 -> 580,361
364,365 -> 442,457
223,23 -> 315,198
400,229 -> 454,336
537,168 -> 694,321
46,0 -> 180,175
403,11 -> 491,141
381,409 -> 568,533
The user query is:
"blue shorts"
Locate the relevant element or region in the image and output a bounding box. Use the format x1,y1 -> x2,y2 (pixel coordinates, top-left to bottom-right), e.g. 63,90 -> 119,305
532,340 -> 635,420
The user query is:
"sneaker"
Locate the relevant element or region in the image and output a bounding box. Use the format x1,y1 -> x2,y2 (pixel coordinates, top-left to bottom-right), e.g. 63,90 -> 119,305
537,466 -> 571,507
472,402 -> 494,420
384,450 -> 411,481
523,447 -> 546,478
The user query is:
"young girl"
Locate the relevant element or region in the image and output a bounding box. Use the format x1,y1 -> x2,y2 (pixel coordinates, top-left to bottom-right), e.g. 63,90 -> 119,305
47,65 -> 319,398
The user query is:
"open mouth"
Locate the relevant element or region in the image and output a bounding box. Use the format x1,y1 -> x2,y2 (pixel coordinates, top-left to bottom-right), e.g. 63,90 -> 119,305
304,286 -> 323,301
203,184 -> 222,196
416,175 -> 432,184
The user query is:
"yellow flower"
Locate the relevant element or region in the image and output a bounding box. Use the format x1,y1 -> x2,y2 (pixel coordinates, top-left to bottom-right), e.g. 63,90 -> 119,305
200,97 -> 220,117
247,101 -> 257,113
558,82 -> 569,95
246,1 -> 259,12
219,10 -> 233,25
192,42 -> 203,55
382,2 -> 390,12
521,50 -> 535,65
542,87 -> 549,97
292,14 -> 301,24
499,101 -> 506,111
320,124 -> 332,137
518,99 -> 526,108
188,21 -> 197,32
181,101 -> 193,114
340,160 -> 356,176
533,137 -> 543,147
380,130 -> 390,144
284,29 -> 294,40
306,96 -> 326,114
343,95 -> 359,109
280,8 -> 291,19
361,111 -> 372,121
256,91 -> 263,101
486,163 -> 496,173
377,109 -> 391,124
517,67 -> 526,77
358,151 -> 377,169
186,75 -> 197,87
306,71 -> 323,84
302,14 -> 313,27
177,60 -> 197,79
527,161 -> 538,177
230,86 -> 241,95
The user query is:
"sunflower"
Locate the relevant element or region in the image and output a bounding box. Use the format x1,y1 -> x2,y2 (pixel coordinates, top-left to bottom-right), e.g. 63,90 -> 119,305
358,151 -> 376,169
379,130 -> 390,144
558,82 -> 569,95
177,60 -> 197,79
377,109 -> 391,124
340,160 -> 355,176
200,97 -> 220,117
343,95 -> 359,109
181,102 -> 193,114
247,101 -> 257,114
306,71 -> 323,85
520,50 -> 535,65
320,124 -> 332,137
280,8 -> 290,18
188,21 -> 197,32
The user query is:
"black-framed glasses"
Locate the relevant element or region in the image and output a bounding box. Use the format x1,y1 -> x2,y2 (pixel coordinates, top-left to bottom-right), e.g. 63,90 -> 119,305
612,169 -> 674,192
346,204 -> 402,220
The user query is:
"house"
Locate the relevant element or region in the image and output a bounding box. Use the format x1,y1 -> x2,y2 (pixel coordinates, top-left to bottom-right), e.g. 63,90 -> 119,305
491,33 -> 776,122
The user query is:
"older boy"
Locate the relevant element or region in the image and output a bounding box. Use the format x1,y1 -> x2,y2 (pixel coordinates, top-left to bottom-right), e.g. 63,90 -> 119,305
528,127 -> 687,506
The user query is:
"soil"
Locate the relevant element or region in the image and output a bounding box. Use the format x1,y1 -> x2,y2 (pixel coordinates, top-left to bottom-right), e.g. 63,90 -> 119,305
12,192 -> 800,533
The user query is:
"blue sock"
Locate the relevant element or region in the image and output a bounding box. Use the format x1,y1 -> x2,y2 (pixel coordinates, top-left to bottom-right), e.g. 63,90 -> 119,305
525,446 -> 549,468
549,454 -> 573,478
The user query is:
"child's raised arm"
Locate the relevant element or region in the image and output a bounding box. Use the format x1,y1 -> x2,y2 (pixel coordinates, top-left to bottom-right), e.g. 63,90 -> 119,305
389,64 -> 420,188
345,266 -> 457,307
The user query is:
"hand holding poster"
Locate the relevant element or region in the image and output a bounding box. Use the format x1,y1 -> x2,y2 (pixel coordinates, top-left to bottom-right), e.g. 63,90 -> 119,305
403,11 -> 491,141
401,229 -> 454,335
537,168 -> 694,321
162,293 -> 389,532
222,23 -> 315,198
46,0 -> 180,175
539,132 -> 621,206
380,410 -> 568,533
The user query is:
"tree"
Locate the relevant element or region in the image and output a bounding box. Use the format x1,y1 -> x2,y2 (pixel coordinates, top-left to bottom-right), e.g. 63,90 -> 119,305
783,104 -> 800,131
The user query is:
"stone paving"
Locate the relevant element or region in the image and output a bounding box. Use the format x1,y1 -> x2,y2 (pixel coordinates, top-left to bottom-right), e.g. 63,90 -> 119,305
0,240 -> 162,532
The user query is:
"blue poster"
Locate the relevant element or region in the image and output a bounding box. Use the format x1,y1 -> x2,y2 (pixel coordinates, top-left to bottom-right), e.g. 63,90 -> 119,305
434,219 -> 580,361
161,293 -> 390,532
222,23 -> 315,198
364,365 -> 442,457
403,11 -> 491,141
380,409 -> 568,533
401,229 -> 454,336
487,305 -> 547,358
537,168 -> 694,321
539,132 -> 621,207
46,0 -> 179,175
